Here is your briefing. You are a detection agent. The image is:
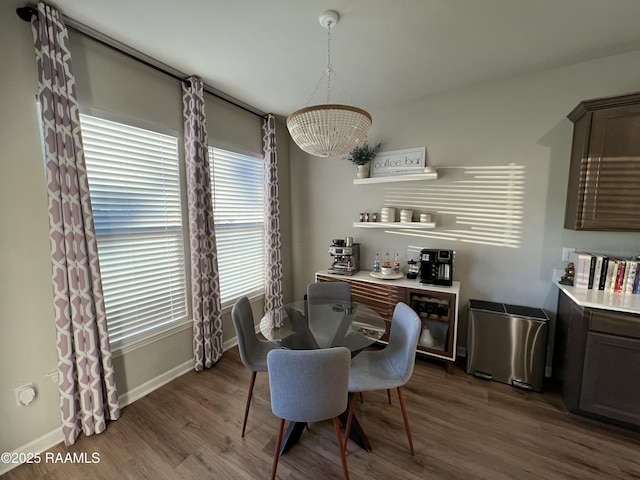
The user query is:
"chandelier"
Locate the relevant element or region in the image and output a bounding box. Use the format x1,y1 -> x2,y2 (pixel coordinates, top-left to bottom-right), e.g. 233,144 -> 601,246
287,10 -> 372,158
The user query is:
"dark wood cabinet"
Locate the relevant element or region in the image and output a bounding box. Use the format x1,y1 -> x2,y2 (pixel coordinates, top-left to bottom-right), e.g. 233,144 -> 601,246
553,291 -> 589,412
565,91 -> 640,231
554,290 -> 640,428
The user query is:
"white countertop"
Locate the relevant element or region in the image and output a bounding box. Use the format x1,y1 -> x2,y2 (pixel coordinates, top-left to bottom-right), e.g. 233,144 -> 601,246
316,269 -> 461,295
555,281 -> 640,315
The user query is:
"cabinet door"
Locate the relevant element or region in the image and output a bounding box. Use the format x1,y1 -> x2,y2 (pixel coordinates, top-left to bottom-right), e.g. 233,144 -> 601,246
569,103 -> 640,230
406,288 -> 457,360
579,332 -> 640,427
553,291 -> 588,412
316,275 -> 404,341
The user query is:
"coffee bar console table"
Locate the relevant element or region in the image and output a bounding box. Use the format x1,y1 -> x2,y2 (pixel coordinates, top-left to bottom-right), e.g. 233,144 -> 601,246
315,270 -> 461,370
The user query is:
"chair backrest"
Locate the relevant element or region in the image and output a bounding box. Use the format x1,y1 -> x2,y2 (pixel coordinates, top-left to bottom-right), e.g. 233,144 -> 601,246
307,281 -> 351,303
231,296 -> 262,369
385,302 -> 422,383
268,347 -> 351,423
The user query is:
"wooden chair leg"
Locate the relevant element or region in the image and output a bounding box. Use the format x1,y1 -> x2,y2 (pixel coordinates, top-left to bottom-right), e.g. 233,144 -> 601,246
344,392 -> 357,448
271,418 -> 285,480
396,387 -> 415,455
242,371 -> 257,437
358,392 -> 363,403
386,388 -> 392,405
333,416 -> 350,480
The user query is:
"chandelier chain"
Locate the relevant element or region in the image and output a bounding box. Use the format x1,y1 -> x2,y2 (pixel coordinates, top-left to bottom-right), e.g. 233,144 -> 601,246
326,22 -> 332,103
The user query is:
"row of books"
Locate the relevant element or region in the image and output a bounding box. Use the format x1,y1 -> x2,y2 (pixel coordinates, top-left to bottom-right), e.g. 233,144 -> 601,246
569,252 -> 640,294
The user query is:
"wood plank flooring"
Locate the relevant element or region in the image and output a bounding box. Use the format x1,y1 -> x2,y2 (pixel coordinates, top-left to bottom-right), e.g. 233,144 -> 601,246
3,347 -> 640,480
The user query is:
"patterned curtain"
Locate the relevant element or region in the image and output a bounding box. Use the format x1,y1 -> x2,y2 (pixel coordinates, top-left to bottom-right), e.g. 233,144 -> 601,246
29,2 -> 120,446
183,76 -> 223,370
262,114 -> 283,311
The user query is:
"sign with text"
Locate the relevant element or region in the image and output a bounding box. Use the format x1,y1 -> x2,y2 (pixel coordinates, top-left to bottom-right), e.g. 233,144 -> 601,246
370,147 -> 426,177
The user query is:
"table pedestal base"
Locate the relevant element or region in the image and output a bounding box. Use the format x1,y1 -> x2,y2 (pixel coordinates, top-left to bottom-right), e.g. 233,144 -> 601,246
279,413 -> 372,455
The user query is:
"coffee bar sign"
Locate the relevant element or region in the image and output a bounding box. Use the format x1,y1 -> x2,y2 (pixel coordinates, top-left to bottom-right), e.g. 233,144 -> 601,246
370,147 -> 426,177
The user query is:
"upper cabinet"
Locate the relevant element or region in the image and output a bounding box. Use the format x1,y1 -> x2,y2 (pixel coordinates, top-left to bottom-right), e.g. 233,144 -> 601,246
565,91 -> 640,231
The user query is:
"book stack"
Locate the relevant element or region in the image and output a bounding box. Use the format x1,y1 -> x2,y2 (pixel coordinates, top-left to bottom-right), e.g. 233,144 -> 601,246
568,252 -> 640,294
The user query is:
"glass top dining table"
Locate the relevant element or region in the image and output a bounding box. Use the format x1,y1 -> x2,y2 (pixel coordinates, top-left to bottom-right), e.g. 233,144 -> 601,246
260,300 -> 387,352
260,299 -> 388,455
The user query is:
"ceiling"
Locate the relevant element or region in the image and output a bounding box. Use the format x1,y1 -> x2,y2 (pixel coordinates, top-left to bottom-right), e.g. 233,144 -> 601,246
51,0 -> 640,117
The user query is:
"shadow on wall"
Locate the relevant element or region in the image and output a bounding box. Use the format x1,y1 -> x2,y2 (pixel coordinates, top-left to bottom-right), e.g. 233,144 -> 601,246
382,164 -> 525,248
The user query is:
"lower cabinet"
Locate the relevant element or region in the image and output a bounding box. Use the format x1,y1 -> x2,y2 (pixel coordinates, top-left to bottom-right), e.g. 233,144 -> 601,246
316,272 -> 460,364
554,290 -> 640,428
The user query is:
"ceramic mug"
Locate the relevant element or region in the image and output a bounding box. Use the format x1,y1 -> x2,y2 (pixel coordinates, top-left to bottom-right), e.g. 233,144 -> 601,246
400,209 -> 414,222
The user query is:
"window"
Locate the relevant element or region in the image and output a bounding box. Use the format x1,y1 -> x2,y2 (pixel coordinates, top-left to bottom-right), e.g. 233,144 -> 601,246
81,114 -> 187,346
209,147 -> 265,306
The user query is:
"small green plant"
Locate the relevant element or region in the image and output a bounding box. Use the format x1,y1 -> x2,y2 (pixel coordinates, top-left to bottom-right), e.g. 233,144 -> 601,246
345,141 -> 382,165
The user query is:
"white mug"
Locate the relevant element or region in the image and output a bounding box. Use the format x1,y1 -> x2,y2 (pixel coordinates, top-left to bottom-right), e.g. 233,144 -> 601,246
400,209 -> 414,222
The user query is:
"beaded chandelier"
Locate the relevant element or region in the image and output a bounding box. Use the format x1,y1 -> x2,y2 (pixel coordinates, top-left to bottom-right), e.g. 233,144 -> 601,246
287,11 -> 372,158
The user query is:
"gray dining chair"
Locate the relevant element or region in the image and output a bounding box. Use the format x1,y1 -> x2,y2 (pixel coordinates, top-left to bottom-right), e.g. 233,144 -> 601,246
344,302 -> 421,455
267,347 -> 351,480
231,296 -> 279,437
307,281 -> 351,302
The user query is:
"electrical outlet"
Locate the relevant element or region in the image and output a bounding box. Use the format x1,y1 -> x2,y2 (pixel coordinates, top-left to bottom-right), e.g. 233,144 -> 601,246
14,382 -> 36,407
562,247 -> 575,262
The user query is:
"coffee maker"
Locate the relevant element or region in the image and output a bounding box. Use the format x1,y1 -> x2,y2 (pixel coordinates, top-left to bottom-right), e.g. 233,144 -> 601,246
328,238 -> 360,275
419,249 -> 454,286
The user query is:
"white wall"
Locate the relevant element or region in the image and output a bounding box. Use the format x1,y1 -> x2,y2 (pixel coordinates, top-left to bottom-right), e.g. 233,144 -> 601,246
289,48 -> 640,363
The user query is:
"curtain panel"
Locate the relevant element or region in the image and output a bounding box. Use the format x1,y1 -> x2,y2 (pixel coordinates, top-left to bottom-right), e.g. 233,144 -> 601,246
183,76 -> 223,370
29,2 -> 120,446
262,114 -> 283,312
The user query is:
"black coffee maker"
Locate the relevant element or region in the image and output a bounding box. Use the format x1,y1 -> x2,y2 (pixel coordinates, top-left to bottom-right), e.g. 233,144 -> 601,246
419,249 -> 454,286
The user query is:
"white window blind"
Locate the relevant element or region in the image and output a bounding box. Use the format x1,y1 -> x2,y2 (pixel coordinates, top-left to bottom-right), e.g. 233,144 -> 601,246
81,114 -> 187,345
209,147 -> 265,306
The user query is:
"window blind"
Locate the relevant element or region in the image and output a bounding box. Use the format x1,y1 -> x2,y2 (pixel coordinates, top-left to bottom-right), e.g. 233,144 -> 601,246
81,114 -> 187,345
209,147 -> 265,306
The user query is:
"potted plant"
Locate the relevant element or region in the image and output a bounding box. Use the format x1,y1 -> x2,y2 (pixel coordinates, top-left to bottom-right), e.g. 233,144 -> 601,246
345,140 -> 382,179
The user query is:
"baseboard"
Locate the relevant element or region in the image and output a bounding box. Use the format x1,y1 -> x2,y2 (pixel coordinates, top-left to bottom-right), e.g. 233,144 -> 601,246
2,336 -> 243,476
0,428 -> 64,476
118,357 -> 195,407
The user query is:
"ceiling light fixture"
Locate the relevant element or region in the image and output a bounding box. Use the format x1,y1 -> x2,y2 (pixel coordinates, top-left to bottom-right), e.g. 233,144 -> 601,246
287,10 -> 372,158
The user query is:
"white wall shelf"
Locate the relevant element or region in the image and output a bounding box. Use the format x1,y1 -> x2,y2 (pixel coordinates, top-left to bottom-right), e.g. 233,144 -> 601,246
353,221 -> 436,229
353,172 -> 438,184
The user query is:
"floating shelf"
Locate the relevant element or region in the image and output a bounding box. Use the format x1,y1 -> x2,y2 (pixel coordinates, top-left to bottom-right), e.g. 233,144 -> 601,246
353,172 -> 438,184
353,221 -> 436,229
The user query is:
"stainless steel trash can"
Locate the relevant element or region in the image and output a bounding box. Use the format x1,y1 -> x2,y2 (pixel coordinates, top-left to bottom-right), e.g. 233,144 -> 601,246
466,300 -> 549,392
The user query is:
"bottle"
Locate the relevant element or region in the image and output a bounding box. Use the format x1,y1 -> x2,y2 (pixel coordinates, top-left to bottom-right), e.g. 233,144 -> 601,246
373,253 -> 381,272
393,252 -> 400,273
384,252 -> 391,268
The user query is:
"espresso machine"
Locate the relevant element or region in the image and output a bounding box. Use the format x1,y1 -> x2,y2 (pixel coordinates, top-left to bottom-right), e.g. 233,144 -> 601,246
328,238 -> 360,275
419,249 -> 454,286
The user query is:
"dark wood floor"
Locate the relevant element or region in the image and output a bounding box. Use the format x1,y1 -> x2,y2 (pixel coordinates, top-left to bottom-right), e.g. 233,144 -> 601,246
4,347 -> 640,480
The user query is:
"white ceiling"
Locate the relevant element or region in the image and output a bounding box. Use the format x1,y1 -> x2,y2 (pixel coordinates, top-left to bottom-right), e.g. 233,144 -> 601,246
52,0 -> 640,117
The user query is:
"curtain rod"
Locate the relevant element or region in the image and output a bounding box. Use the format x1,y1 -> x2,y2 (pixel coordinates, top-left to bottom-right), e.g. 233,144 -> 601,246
16,6 -> 268,119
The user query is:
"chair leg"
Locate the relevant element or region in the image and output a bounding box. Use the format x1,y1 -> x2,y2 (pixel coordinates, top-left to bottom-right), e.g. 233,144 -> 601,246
386,388 -> 392,405
333,417 -> 350,480
396,387 -> 415,455
271,418 -> 285,480
241,371 -> 257,437
358,392 -> 363,403
344,392 -> 357,448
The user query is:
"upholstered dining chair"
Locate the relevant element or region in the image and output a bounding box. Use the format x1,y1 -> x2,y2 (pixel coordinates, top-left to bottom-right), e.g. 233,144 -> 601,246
344,302 -> 421,455
307,281 -> 351,302
231,296 -> 279,437
267,347 -> 351,480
